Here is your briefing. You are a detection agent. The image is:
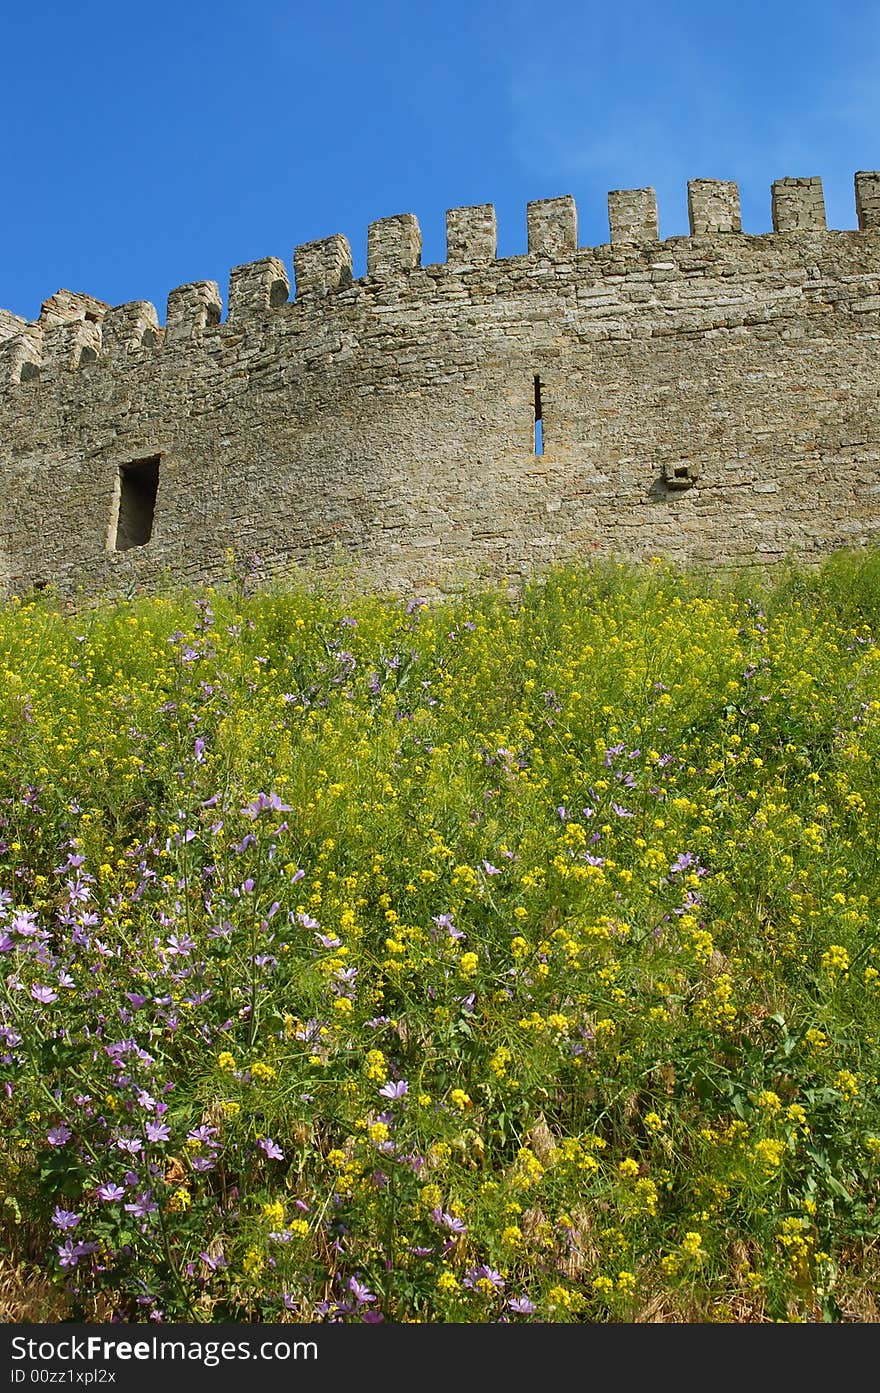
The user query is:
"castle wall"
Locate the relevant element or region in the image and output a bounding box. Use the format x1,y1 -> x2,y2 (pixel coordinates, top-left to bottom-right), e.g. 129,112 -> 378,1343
2,173 -> 880,596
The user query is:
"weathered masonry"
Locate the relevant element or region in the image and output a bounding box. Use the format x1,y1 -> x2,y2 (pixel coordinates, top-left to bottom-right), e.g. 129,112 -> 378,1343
3,173 -> 880,596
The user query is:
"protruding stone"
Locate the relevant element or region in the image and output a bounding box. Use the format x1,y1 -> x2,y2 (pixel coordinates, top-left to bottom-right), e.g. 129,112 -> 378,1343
41,318 -> 102,371
165,282 -> 222,342
771,177 -> 826,232
527,196 -> 577,256
38,289 -> 108,328
228,258 -> 290,321
608,188 -> 659,245
1,333 -> 41,384
446,205 -> 497,264
687,179 -> 741,235
101,301 -> 162,353
294,235 -> 354,297
367,214 -> 421,276
855,171 -> 880,229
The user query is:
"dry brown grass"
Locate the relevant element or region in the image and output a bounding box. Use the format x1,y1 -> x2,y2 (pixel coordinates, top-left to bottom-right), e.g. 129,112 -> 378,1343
0,1247 -> 116,1324
0,1252 -> 73,1323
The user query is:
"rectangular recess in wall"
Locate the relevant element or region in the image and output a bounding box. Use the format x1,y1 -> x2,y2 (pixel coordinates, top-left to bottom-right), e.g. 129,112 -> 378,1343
534,375 -> 543,455
110,456 -> 160,551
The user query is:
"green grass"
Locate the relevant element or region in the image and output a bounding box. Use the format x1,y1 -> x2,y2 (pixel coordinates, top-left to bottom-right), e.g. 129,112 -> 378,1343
1,550 -> 879,1322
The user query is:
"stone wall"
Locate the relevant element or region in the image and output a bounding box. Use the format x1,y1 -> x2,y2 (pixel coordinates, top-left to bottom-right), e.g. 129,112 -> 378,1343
2,172 -> 880,596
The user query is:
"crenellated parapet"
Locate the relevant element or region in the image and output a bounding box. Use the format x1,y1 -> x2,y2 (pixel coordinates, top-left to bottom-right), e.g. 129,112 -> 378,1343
4,172 -> 880,390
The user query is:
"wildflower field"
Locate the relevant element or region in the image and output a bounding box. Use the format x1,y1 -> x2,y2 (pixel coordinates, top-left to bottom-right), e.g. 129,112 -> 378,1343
2,551 -> 880,1324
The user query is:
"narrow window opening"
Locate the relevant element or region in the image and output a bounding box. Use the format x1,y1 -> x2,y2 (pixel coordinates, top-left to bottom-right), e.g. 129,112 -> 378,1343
112,456 -> 159,551
534,375 -> 544,455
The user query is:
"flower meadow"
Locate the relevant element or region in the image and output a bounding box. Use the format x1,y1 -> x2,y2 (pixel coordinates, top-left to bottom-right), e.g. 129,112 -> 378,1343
1,552 -> 880,1325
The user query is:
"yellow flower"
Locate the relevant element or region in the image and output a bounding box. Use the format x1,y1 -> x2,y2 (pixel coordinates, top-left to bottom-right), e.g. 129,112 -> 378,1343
262,1200 -> 285,1227
365,1049 -> 386,1081
251,1061 -> 277,1083
437,1271 -> 459,1293
820,944 -> 850,976
756,1090 -> 781,1113
449,1089 -> 472,1110
753,1138 -> 785,1173
834,1070 -> 859,1099
217,1051 -> 236,1071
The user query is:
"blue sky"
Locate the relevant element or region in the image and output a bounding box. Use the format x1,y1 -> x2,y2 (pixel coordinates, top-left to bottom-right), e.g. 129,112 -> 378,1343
2,0 -> 879,323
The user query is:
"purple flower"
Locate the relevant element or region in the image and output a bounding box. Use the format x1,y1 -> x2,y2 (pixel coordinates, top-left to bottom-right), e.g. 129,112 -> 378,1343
431,912 -> 464,942
124,1192 -> 158,1218
116,1137 -> 144,1155
611,803 -> 634,818
199,1250 -> 228,1271
348,1277 -> 377,1305
482,860 -> 502,875
669,851 -> 695,875
430,1208 -> 467,1234
57,1239 -> 98,1270
464,1264 -> 505,1290
96,1183 -> 125,1202
145,1121 -> 171,1143
51,1207 -> 81,1231
30,984 -> 58,1004
378,1079 -> 409,1101
47,1125 -> 72,1147
315,932 -> 341,949
241,792 -> 292,820
257,1136 -> 284,1160
187,1124 -> 218,1144
508,1295 -> 537,1314
166,933 -> 195,956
